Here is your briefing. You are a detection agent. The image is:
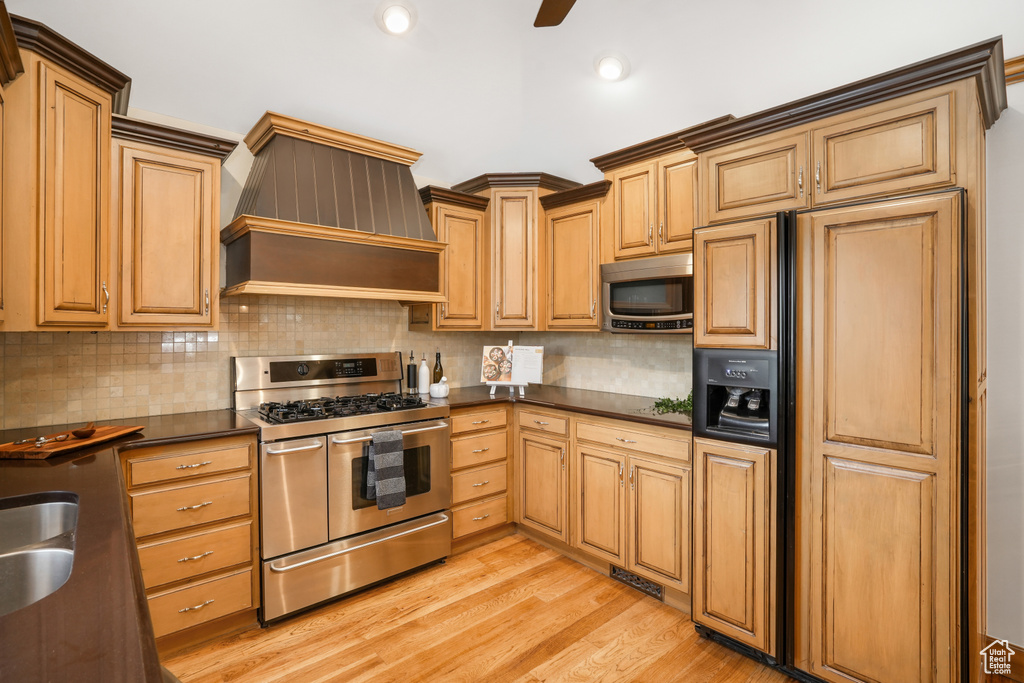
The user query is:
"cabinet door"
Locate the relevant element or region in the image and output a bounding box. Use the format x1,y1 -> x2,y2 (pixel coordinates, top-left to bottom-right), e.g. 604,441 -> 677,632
574,445 -> 625,564
0,85 -> 5,322
812,92 -> 953,206
701,130 -> 809,224
694,217 -> 775,349
38,63 -> 111,325
692,437 -> 775,655
492,189 -> 536,328
657,151 -> 698,254
545,201 -> 599,329
437,204 -> 485,329
794,193 -> 960,683
518,432 -> 568,543
611,162 -> 656,259
116,142 -> 216,326
627,455 -> 689,591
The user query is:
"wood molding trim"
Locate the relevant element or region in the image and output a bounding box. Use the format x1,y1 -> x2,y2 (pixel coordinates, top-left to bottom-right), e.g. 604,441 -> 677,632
0,2 -> 23,86
539,180 -> 612,210
684,37 -> 1007,152
242,111 -> 422,164
111,115 -> 239,160
982,636 -> 1024,682
220,215 -> 446,253
418,185 -> 491,210
451,172 -> 581,194
1007,55 -> 1024,86
589,114 -> 735,172
10,13 -> 131,114
220,281 -> 445,303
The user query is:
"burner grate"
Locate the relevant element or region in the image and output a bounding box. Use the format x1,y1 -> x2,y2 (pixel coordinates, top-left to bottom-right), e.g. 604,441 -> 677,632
258,392 -> 427,424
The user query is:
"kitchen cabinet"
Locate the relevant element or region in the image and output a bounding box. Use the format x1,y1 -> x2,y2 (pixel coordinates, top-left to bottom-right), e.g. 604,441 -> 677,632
516,407 -> 570,543
699,87 -> 956,224
794,192 -> 961,683
575,444 -> 626,564
692,437 -> 776,655
112,117 -> 230,328
492,188 -> 538,329
409,187 -> 489,331
543,199 -> 601,330
608,150 -> 698,260
120,435 -> 260,645
693,216 -> 776,349
0,5 -> 21,323
450,405 -> 511,540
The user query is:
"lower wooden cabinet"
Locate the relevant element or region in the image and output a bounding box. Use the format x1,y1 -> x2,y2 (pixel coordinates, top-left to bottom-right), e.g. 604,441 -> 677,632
575,445 -> 627,564
692,437 -> 776,655
449,405 -> 511,540
119,434 -> 259,644
518,430 -> 569,543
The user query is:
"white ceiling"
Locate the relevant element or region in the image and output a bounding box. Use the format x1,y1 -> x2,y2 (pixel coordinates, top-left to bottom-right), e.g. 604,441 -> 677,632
8,0 -> 1023,187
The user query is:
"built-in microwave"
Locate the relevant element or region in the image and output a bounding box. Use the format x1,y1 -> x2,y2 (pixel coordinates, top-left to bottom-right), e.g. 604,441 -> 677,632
600,253 -> 694,333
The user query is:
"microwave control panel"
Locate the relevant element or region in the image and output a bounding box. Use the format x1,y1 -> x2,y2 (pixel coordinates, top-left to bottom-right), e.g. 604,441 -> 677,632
610,319 -> 693,331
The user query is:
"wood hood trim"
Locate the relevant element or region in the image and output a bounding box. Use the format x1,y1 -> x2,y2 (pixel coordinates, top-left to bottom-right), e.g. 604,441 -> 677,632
1007,55 -> 1024,85
10,14 -> 131,114
539,180 -> 612,210
683,36 -> 1008,153
589,115 -> 735,172
418,186 -> 491,211
0,3 -> 23,86
221,281 -> 445,303
221,215 -> 446,253
243,111 -> 422,165
112,115 -> 239,161
451,172 -> 581,195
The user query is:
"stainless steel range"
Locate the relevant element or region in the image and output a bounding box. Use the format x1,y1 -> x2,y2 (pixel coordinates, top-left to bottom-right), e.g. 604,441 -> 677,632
232,352 -> 452,622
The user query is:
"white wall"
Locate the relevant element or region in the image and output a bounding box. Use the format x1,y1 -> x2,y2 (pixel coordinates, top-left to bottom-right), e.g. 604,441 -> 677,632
986,80 -> 1024,644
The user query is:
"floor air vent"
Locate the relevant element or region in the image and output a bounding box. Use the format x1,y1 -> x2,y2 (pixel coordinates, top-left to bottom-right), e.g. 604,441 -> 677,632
609,566 -> 663,601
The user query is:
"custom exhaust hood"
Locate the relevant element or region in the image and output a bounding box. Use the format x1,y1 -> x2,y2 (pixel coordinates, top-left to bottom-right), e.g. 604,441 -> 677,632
221,112 -> 445,302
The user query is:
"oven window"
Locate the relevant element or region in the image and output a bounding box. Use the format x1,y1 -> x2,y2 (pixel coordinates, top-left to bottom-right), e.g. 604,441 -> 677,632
351,445 -> 432,510
608,277 -> 691,317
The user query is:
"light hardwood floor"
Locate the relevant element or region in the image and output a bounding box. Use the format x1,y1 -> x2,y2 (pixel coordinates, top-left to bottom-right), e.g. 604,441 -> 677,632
164,534 -> 794,682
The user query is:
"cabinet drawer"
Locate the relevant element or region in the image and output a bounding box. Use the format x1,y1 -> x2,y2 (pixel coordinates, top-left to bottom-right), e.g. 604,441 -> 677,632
452,463 -> 507,504
451,408 -> 507,435
148,568 -> 252,638
128,444 -> 250,487
518,410 -> 568,436
452,431 -> 507,470
131,473 -> 251,538
576,421 -> 691,463
453,496 -> 508,538
137,521 -> 252,589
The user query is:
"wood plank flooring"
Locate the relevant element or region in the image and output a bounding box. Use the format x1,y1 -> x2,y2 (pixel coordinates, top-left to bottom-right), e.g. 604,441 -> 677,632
164,535 -> 794,682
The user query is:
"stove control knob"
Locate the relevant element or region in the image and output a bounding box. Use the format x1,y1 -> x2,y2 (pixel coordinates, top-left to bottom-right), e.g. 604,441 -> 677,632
297,363 -> 309,376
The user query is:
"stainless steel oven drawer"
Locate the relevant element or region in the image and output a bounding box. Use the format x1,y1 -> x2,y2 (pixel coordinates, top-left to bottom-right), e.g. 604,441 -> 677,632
261,511 -> 451,622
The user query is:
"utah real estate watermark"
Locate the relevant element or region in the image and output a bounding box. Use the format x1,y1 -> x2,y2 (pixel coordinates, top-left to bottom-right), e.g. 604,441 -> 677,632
981,639 -> 1016,676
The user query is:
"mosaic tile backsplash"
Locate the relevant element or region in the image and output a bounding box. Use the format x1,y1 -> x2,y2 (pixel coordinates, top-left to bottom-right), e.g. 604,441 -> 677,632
0,295 -> 693,429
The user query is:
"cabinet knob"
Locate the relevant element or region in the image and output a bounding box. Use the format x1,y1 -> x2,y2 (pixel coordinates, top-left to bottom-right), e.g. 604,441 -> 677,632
471,480 -> 491,487
619,462 -> 624,486
440,303 -> 446,320
101,281 -> 109,314
204,289 -> 210,315
815,161 -> 821,193
629,466 -> 635,490
591,300 -> 596,319
560,448 -> 565,470
176,501 -> 213,512
472,514 -> 491,521
798,166 -> 804,198
615,437 -> 638,444
471,447 -> 490,453
648,224 -> 653,244
659,222 -> 664,244
178,599 -> 214,614
177,550 -> 213,563
175,461 -> 212,470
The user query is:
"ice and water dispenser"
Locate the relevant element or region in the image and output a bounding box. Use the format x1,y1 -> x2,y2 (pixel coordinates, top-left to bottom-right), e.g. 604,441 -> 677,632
693,348 -> 779,447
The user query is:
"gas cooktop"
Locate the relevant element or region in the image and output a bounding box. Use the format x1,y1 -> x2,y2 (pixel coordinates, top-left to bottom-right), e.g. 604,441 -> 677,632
258,392 -> 428,424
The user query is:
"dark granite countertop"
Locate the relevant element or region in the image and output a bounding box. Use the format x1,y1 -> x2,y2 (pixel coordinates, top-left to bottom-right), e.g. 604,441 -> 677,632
0,409 -> 258,682
438,385 -> 692,431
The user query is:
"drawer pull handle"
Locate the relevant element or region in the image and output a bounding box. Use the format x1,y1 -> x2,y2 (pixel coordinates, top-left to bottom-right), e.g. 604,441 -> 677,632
472,514 -> 491,521
534,420 -> 549,426
177,501 -> 213,512
471,447 -> 490,453
178,551 -> 214,563
471,420 -> 490,425
176,461 -> 212,470
615,437 -> 638,444
471,480 -> 490,487
178,599 -> 214,613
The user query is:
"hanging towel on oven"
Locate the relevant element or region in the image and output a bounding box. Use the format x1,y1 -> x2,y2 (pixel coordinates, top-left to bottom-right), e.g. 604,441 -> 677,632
366,430 -> 406,509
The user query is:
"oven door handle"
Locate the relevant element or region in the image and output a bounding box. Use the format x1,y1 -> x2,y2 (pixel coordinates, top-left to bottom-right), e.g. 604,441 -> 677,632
265,441 -> 323,455
267,513 -> 450,573
330,422 -> 449,445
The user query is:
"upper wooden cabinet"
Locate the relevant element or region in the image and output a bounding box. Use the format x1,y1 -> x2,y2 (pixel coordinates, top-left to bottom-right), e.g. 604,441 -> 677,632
698,87 -> 958,224
693,217 -> 776,349
543,198 -> 601,330
608,150 -> 698,260
112,118 -> 233,328
491,189 -> 537,329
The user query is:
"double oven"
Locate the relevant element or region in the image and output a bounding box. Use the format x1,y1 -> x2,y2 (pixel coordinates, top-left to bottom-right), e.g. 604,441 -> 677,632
233,353 -> 452,622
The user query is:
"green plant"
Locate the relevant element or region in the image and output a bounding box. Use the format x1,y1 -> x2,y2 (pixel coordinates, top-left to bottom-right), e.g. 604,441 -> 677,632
654,390 -> 693,415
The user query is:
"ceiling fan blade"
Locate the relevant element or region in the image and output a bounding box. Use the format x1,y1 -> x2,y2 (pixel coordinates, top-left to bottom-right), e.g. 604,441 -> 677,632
534,0 -> 577,27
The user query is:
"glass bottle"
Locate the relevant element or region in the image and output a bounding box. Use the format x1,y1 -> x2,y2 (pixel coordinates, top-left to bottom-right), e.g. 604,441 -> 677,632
433,348 -> 444,383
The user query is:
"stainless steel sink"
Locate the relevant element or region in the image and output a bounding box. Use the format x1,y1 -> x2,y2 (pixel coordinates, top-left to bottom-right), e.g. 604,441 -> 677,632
0,547 -> 75,618
0,492 -> 78,617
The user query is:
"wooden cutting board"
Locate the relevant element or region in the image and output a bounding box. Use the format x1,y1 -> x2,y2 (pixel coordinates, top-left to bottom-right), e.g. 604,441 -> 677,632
0,425 -> 145,460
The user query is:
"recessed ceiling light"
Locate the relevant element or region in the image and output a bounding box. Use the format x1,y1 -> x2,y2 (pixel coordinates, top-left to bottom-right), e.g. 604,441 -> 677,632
594,52 -> 630,82
375,2 -> 417,35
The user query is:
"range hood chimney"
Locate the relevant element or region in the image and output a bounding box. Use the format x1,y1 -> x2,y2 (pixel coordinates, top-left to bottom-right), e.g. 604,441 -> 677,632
221,112 -> 444,302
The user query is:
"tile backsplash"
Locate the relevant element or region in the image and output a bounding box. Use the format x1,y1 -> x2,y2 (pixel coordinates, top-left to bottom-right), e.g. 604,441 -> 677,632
0,296 -> 693,429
